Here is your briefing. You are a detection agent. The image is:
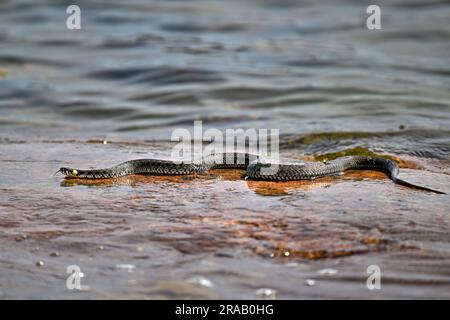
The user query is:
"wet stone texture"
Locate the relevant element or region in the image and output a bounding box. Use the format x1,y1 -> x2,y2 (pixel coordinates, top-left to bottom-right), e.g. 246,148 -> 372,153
0,141 -> 449,299
0,0 -> 450,299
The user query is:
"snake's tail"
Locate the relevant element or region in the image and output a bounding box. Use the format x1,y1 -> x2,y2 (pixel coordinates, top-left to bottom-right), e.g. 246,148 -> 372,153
383,159 -> 445,194
392,177 -> 446,194
345,157 -> 445,194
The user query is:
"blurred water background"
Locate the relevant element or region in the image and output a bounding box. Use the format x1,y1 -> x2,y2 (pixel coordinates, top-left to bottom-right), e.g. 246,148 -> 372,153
0,0 -> 449,299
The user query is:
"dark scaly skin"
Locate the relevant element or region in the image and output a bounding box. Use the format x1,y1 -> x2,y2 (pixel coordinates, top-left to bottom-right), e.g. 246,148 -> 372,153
59,153 -> 259,178
59,159 -> 203,178
58,154 -> 445,194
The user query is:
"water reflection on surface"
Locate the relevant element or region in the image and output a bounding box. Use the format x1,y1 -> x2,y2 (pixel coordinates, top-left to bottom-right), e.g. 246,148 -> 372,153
0,141 -> 449,298
0,0 -> 450,299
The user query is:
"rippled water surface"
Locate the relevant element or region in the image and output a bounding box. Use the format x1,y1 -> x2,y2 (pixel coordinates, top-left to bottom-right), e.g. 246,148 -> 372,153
0,0 -> 449,299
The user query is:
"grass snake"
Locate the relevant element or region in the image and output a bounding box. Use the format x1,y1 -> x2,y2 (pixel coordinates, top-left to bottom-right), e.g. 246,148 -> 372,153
58,153 -> 445,194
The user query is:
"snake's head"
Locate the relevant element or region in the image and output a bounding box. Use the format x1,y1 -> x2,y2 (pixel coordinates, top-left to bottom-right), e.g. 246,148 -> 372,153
58,167 -> 79,178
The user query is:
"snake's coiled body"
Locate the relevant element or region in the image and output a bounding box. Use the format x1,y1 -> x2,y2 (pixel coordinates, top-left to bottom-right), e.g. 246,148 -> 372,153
58,153 -> 445,194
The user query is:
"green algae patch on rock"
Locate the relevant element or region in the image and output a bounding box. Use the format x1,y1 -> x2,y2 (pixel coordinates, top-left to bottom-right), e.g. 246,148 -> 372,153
314,147 -> 395,162
296,132 -> 381,146
314,147 -> 421,169
0,67 -> 8,78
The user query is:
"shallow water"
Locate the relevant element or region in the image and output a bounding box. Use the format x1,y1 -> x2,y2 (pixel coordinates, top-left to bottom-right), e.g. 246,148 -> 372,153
0,0 -> 450,299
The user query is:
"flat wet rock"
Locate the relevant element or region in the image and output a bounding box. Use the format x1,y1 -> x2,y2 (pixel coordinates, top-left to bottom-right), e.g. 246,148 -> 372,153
0,140 -> 449,299
1,0 -> 450,299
